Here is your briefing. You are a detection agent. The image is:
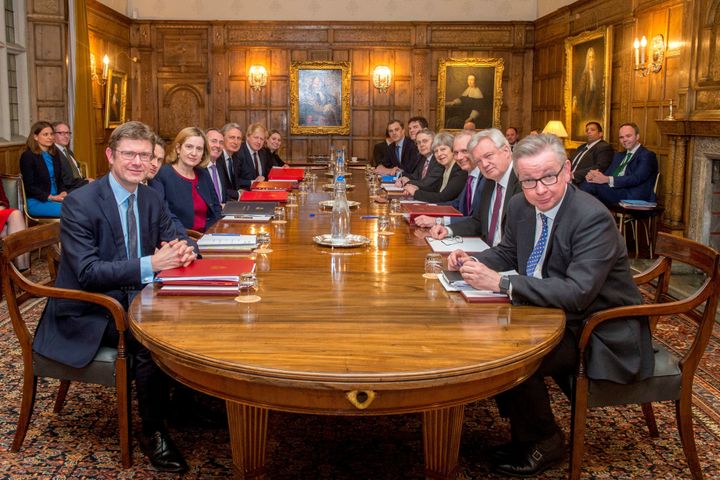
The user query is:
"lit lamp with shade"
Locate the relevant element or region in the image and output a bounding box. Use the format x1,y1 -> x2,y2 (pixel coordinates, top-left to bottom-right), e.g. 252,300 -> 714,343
542,120 -> 569,139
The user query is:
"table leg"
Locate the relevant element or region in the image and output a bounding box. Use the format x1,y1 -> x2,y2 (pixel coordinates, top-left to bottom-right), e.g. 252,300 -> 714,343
423,405 -> 464,480
226,401 -> 269,480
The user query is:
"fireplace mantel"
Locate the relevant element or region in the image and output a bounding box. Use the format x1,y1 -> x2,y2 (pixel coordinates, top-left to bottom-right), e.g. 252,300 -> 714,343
656,119 -> 720,138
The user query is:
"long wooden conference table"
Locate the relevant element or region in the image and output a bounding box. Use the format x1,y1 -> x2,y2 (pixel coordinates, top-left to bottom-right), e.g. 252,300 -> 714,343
128,167 -> 565,480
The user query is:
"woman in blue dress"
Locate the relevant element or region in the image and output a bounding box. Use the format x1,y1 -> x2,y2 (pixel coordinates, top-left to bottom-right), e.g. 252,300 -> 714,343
19,121 -> 67,217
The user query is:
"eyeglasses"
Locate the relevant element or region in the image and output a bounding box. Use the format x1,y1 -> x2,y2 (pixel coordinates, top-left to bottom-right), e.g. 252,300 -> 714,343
114,150 -> 153,162
55,131 -> 72,136
441,236 -> 463,246
519,167 -> 564,189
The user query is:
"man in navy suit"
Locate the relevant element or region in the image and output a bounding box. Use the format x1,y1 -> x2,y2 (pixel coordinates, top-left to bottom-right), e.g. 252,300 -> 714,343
449,134 -> 653,476
375,119 -> 420,176
33,121 -> 196,473
413,130 -> 484,227
430,129 -> 521,247
580,122 -> 658,207
236,123 -> 274,190
218,122 -> 243,200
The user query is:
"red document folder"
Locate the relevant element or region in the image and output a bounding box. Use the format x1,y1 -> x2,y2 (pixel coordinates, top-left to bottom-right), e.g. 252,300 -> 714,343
156,259 -> 255,284
268,167 -> 305,181
251,181 -> 296,191
240,190 -> 289,202
402,204 -> 463,222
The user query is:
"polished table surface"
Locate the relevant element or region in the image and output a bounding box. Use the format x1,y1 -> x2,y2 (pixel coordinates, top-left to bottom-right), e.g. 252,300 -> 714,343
129,167 -> 565,479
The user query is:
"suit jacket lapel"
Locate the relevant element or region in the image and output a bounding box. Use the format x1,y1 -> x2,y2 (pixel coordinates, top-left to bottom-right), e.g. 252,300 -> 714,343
518,203 -> 536,275
540,184 -> 575,276
137,185 -> 154,256
98,177 -> 129,260
478,179 -> 495,235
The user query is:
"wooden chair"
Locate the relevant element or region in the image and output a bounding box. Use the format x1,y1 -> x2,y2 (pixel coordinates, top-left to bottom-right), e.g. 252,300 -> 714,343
567,233 -> 720,479
186,228 -> 203,240
0,223 -> 133,468
11,173 -> 61,225
613,173 -> 663,258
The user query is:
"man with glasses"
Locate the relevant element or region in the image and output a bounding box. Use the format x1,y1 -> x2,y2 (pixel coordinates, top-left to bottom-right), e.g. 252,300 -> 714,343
447,134 -> 653,477
34,121 -> 196,473
53,121 -> 93,191
429,128 -> 521,247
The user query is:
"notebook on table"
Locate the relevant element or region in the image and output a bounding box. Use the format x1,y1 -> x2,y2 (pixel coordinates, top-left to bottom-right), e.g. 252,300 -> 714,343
268,167 -> 305,181
221,201 -> 277,221
155,258 -> 256,296
251,181 -> 297,191
403,204 -> 462,222
239,190 -> 289,203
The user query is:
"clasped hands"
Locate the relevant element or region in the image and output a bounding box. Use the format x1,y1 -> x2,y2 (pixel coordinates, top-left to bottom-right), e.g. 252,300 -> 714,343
447,249 -> 501,291
151,238 -> 196,271
584,169 -> 609,184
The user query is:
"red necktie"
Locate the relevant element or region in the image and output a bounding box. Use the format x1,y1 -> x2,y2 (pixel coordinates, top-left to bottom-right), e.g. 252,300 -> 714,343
486,183 -> 503,245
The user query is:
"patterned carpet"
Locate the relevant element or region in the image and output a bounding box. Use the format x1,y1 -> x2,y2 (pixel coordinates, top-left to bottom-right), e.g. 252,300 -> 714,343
0,264 -> 719,479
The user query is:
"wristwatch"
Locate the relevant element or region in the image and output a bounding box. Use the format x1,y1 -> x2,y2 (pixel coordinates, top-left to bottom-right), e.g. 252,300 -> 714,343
498,275 -> 511,294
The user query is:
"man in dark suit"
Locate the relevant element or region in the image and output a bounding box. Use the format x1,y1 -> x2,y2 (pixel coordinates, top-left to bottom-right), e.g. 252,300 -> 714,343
429,128 -> 521,247
205,128 -> 227,204
397,128 -> 444,188
33,121 -> 196,473
580,122 -> 659,207
375,119 -> 420,176
371,133 -> 390,167
53,121 -> 93,191
448,134 -> 654,476
236,123 -> 274,190
218,122 -> 243,200
412,130 -> 483,228
569,121 -> 614,185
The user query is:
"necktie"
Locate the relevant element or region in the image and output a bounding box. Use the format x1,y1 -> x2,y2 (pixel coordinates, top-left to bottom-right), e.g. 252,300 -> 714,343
464,175 -> 474,215
526,213 -> 549,277
253,151 -> 261,176
421,158 -> 430,178
570,145 -> 588,173
396,144 -> 401,166
486,183 -> 503,246
209,163 -> 222,201
126,194 -> 138,259
225,154 -> 233,178
612,151 -> 633,177
64,147 -> 81,178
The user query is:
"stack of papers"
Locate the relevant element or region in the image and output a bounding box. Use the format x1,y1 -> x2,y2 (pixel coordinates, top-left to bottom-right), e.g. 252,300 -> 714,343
156,259 -> 256,295
439,270 -> 510,303
426,236 -> 490,253
221,201 -> 277,222
619,199 -> 657,210
197,234 -> 257,253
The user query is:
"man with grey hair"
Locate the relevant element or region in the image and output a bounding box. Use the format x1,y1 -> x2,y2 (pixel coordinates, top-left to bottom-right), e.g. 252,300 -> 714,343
218,122 -> 243,200
429,128 -> 520,246
447,134 -> 653,476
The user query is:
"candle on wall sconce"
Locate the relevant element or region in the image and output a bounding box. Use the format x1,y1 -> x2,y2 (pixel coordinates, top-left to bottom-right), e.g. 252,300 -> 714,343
372,65 -> 392,93
90,53 -> 110,85
248,65 -> 268,92
633,34 -> 664,77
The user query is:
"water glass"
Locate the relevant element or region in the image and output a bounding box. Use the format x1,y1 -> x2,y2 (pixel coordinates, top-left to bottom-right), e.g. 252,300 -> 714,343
368,182 -> 379,196
424,253 -> 443,277
273,206 -> 286,222
377,215 -> 390,232
390,199 -> 401,214
299,181 -> 309,193
287,192 -> 298,205
237,272 -> 260,302
256,232 -> 271,252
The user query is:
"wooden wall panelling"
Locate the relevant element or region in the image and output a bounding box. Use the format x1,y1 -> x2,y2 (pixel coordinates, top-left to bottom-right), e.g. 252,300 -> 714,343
0,144 -> 27,174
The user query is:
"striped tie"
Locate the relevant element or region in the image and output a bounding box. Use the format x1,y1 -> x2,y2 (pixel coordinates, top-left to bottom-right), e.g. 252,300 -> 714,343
525,213 -> 548,277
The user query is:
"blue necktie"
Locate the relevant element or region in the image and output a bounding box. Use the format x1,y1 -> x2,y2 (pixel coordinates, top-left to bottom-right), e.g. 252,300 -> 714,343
395,144 -> 401,166
526,213 -> 548,277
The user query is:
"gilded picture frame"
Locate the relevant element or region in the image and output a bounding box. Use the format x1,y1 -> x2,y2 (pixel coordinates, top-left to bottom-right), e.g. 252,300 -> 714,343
564,27 -> 612,147
290,61 -> 351,135
437,58 -> 504,131
104,69 -> 127,129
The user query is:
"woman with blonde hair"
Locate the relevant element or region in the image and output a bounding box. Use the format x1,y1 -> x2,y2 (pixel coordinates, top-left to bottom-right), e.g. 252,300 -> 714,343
150,127 -> 221,232
403,131 -> 467,203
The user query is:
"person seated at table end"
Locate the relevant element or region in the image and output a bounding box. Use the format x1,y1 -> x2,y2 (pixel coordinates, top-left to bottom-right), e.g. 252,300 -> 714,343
447,133 -> 654,477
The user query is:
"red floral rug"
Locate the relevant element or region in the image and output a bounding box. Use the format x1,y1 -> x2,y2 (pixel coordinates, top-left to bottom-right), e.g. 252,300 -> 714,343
0,281 -> 718,478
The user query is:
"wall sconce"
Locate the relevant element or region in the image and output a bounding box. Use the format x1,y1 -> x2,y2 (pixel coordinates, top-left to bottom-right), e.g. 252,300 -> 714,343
248,65 -> 268,92
633,34 -> 665,77
90,53 -> 110,85
372,65 -> 392,93
542,120 -> 569,139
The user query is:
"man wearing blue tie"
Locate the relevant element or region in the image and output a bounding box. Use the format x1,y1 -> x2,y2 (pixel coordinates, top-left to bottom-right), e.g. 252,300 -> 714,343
33,121 -> 197,473
580,122 -> 658,207
374,119 -> 420,176
448,134 -> 654,476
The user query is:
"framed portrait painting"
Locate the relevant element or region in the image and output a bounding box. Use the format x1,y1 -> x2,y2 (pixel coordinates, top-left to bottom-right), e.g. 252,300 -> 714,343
104,69 -> 127,129
437,58 -> 504,131
564,27 -> 612,147
290,61 -> 351,135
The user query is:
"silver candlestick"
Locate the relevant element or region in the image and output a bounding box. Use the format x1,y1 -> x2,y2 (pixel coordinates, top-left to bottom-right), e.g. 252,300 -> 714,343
665,99 -> 675,120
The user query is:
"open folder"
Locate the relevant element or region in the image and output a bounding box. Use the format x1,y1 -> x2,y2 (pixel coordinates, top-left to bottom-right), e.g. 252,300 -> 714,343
426,236 -> 490,253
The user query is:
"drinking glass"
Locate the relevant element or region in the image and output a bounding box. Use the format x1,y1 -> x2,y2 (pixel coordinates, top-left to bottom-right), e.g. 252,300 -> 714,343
236,272 -> 260,303
389,199 -> 402,214
368,182 -> 379,196
424,253 -> 443,278
377,215 -> 390,235
287,192 -> 298,205
299,181 -> 309,194
273,206 -> 286,222
256,232 -> 272,253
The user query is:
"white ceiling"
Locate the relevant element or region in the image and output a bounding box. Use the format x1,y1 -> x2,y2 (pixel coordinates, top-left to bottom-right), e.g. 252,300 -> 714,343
97,0 -> 576,22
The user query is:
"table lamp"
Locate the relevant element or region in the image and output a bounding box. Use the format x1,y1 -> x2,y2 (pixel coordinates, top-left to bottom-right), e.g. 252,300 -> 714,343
542,120 -> 569,138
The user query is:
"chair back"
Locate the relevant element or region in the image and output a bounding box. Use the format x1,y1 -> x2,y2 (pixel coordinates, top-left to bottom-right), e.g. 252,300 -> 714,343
0,173 -> 23,212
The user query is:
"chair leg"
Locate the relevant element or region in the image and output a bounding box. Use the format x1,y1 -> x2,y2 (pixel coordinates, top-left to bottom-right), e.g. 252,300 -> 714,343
116,360 -> 132,468
641,403 -> 659,437
53,380 -> 70,413
675,396 -> 703,479
569,378 -> 589,480
11,374 -> 38,452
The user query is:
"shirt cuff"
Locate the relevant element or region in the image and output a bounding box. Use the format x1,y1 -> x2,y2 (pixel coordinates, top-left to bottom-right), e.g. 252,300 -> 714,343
140,256 -> 154,284
443,216 -> 451,226
446,226 -> 454,237
609,176 -> 615,187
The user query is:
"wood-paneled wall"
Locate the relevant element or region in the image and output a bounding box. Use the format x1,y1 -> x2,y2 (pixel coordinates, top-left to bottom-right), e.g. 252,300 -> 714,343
127,21 -> 534,163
